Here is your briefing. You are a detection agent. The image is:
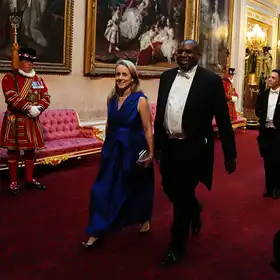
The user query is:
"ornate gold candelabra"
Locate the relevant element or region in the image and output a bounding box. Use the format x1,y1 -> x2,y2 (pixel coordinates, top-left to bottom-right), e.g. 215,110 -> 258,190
9,7 -> 21,70
243,24 -> 267,127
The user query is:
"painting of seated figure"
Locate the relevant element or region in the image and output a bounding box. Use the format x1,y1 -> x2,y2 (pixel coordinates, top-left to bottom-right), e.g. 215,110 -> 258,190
0,0 -> 73,74
198,0 -> 234,75
84,0 -> 196,76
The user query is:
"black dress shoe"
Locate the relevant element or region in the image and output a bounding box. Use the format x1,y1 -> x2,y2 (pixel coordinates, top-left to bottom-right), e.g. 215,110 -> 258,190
271,261 -> 280,273
191,204 -> 202,234
273,188 -> 280,199
25,180 -> 46,190
191,215 -> 201,234
159,250 -> 184,267
263,191 -> 273,197
9,182 -> 20,196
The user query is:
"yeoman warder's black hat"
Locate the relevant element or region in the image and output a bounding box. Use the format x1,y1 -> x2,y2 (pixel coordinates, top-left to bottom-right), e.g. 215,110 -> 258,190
18,47 -> 38,62
228,68 -> 235,75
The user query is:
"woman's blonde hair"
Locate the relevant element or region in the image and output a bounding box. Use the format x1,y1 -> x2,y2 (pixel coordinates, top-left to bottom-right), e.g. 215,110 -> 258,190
108,59 -> 140,100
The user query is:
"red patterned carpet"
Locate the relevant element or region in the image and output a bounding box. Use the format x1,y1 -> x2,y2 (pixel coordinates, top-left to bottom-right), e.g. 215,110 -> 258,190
0,130 -> 280,280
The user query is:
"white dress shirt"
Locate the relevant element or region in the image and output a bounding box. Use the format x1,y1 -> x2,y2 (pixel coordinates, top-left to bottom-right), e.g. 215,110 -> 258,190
164,65 -> 198,135
266,87 -> 280,128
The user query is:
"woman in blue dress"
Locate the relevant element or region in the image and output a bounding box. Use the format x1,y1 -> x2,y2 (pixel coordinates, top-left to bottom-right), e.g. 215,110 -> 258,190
83,59 -> 154,247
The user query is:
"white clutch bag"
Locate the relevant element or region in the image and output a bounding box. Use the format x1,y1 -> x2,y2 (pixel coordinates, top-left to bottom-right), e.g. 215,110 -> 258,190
137,150 -> 149,163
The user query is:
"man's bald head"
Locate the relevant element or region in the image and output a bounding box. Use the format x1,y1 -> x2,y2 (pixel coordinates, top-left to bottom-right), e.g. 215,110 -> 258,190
176,40 -> 201,71
179,40 -> 201,55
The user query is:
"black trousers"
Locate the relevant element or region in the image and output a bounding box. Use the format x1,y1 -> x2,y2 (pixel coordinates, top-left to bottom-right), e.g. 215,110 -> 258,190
159,139 -> 201,253
264,156 -> 280,192
260,128 -> 280,192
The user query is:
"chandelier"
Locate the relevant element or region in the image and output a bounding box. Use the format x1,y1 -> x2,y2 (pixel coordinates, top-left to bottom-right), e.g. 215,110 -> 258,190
246,24 -> 267,52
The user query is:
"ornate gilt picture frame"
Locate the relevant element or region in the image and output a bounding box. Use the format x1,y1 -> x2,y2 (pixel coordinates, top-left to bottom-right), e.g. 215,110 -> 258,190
0,0 -> 73,74
195,0 -> 234,75
84,0 -> 198,77
276,15 -> 280,69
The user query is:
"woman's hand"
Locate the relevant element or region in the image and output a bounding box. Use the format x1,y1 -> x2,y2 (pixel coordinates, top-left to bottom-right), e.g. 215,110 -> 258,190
138,96 -> 154,168
137,152 -> 154,168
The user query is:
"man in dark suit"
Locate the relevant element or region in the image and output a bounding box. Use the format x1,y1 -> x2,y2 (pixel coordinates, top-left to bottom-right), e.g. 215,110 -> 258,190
154,40 -> 237,266
255,69 -> 280,199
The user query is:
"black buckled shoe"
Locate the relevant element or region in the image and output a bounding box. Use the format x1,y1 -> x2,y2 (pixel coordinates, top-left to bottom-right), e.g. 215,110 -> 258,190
9,182 -> 20,196
273,188 -> 280,199
159,249 -> 185,267
25,180 -> 46,190
263,191 -> 273,197
191,203 -> 203,234
191,214 -> 201,234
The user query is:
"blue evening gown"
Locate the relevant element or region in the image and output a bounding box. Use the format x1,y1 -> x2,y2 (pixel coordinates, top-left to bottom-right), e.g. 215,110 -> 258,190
86,92 -> 154,237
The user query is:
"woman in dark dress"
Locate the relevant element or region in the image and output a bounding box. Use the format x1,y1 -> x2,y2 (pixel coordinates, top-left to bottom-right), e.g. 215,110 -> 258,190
83,59 -> 154,247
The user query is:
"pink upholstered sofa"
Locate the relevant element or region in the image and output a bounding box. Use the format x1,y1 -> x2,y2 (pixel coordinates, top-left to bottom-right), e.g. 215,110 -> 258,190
149,104 -> 247,132
0,109 -> 103,170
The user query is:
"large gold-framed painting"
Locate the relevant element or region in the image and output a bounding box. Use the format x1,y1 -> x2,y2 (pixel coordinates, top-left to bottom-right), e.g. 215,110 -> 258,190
197,0 -> 234,74
84,0 -> 195,76
0,0 -> 73,74
276,15 -> 280,69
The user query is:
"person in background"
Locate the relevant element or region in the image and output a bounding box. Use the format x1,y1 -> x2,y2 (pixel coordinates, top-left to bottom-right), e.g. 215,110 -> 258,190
83,59 -> 154,247
256,69 -> 280,199
222,67 -> 238,121
0,47 -> 50,195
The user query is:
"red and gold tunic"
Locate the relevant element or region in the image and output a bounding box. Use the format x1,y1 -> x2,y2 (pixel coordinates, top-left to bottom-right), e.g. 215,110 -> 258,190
222,78 -> 238,121
0,71 -> 50,150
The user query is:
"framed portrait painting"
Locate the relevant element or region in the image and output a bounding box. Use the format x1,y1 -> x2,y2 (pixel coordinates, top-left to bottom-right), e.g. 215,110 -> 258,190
0,0 -> 73,74
277,13 -> 280,69
197,0 -> 234,74
84,0 -> 195,76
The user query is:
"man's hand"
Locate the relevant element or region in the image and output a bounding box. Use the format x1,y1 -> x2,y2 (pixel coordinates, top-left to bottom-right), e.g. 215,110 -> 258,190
29,106 -> 41,118
224,159 -> 236,174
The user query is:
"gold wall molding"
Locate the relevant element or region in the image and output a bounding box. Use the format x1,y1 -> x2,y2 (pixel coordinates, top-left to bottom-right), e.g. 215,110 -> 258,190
246,5 -> 278,69
84,0 -> 192,76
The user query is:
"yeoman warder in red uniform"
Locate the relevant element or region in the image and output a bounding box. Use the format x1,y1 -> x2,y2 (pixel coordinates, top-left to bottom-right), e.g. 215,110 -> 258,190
0,47 -> 50,195
222,67 -> 238,121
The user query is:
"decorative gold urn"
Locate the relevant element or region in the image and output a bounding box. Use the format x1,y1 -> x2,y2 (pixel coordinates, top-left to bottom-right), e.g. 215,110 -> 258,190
248,73 -> 258,85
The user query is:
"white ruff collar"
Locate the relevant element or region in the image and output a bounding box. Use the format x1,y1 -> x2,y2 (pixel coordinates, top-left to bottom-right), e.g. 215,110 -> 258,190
18,68 -> 36,78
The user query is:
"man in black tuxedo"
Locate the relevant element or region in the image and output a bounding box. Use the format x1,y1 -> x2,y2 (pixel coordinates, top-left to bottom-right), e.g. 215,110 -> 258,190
256,69 -> 280,199
154,40 -> 237,266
